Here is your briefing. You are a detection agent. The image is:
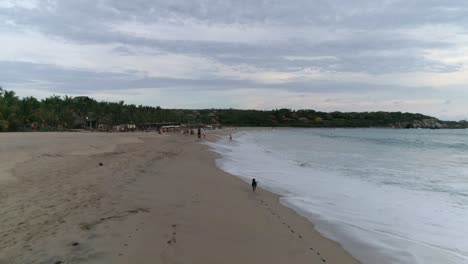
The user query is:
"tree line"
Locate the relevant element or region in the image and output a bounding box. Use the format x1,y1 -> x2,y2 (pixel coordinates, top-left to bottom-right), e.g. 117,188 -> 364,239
0,88 -> 465,132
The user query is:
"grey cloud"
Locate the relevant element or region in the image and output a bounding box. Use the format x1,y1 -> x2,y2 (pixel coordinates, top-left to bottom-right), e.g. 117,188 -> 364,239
116,36 -> 457,74
3,1 -> 468,38
1,0 -> 464,75
30,1 -> 468,27
111,46 -> 136,56
24,0 -> 468,28
0,61 -> 440,95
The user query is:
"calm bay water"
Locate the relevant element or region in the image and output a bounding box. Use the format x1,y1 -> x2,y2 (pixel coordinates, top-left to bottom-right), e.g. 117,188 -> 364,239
209,128 -> 468,264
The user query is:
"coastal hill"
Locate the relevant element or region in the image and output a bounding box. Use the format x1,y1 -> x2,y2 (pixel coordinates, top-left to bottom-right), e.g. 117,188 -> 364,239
0,89 -> 466,132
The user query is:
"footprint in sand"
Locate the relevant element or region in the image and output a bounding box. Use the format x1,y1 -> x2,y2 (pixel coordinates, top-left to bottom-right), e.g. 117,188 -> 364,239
192,197 -> 201,204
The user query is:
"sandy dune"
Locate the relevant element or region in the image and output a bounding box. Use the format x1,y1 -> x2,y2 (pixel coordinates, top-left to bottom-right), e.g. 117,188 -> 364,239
0,132 -> 360,264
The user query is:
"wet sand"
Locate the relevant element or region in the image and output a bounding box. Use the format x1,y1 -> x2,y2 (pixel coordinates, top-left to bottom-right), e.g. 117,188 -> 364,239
0,131 -> 360,264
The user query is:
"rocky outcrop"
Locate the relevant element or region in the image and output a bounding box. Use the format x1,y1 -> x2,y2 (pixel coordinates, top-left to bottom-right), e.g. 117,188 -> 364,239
394,118 -> 447,129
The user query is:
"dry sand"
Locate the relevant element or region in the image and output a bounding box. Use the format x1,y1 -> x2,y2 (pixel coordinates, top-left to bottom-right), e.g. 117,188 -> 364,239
0,131 -> 360,264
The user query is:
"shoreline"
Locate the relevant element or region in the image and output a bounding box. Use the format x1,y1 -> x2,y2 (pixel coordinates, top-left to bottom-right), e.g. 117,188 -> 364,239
0,131 -> 360,263
209,128 -> 468,264
206,129 -> 362,263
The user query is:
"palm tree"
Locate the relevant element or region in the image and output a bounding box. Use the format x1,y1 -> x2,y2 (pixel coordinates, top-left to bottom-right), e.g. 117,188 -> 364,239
0,89 -> 20,131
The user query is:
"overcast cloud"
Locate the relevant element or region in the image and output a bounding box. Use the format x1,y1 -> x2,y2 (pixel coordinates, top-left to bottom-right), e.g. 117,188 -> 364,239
1,0 -> 468,119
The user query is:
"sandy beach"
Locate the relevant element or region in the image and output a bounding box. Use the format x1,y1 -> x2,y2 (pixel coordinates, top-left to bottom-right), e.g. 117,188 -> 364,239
0,131 -> 360,264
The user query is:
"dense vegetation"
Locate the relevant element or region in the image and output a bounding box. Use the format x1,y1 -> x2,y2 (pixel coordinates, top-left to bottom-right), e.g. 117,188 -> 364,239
0,88 -> 466,132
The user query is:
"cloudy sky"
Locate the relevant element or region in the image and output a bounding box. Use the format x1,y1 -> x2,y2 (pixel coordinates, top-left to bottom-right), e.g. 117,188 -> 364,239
1,0 -> 468,120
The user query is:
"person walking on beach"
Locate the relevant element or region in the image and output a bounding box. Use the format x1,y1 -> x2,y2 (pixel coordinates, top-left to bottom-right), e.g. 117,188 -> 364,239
197,127 -> 201,139
251,178 -> 258,192
229,133 -> 232,141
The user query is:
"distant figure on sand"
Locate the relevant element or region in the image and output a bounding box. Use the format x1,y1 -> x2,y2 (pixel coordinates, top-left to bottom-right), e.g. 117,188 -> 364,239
251,178 -> 258,192
229,134 -> 232,141
197,127 -> 201,139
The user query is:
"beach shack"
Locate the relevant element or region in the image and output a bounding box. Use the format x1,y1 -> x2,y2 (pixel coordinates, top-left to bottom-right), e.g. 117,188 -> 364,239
85,116 -> 96,130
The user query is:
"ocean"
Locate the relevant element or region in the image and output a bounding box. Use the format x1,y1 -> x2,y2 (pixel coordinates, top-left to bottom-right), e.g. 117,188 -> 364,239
208,128 -> 468,264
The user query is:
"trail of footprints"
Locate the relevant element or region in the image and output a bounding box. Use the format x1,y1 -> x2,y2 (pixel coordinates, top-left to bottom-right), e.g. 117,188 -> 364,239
159,223 -> 179,264
47,208 -> 150,264
259,199 -> 328,263
166,224 -> 177,245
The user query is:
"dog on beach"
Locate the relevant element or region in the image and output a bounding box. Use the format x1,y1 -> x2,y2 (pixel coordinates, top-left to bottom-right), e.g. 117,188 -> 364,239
252,178 -> 258,192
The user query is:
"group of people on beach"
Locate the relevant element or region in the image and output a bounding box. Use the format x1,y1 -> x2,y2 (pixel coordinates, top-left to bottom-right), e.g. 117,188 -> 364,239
197,127 -> 206,139
182,127 -> 206,139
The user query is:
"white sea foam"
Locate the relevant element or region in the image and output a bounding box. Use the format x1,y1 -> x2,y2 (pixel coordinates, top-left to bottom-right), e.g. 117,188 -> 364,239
207,129 -> 468,264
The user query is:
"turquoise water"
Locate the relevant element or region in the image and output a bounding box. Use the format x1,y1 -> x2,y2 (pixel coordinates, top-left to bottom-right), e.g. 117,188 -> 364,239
209,128 -> 468,264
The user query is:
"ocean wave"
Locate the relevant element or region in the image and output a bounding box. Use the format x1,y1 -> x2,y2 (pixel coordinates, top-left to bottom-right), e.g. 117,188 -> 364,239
208,129 -> 468,264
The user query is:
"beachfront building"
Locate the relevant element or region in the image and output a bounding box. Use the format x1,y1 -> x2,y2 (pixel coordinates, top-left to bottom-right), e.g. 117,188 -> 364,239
97,116 -> 112,132
85,116 -> 96,129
